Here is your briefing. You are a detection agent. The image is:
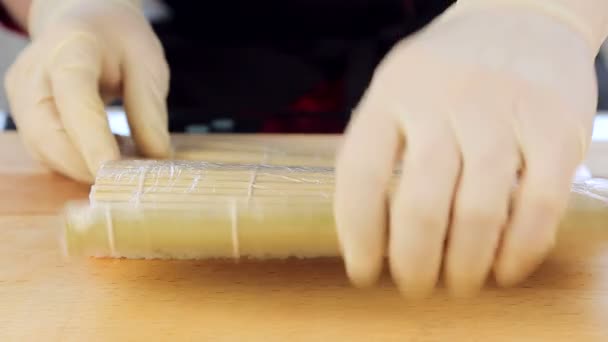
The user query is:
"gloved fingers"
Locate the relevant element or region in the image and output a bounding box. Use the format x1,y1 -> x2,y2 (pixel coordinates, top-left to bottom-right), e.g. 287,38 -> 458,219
28,100 -> 93,183
121,30 -> 171,158
388,117 -> 460,299
494,124 -> 581,287
4,46 -> 45,164
334,97 -> 401,288
48,33 -> 120,177
444,117 -> 520,297
4,44 -> 38,105
6,54 -> 91,182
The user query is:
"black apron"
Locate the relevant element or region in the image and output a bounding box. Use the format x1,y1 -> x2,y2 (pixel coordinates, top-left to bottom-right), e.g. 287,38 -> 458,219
152,0 -> 454,132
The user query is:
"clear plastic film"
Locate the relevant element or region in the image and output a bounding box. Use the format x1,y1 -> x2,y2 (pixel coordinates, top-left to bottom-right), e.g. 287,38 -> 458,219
64,160 -> 338,260
62,161 -> 608,260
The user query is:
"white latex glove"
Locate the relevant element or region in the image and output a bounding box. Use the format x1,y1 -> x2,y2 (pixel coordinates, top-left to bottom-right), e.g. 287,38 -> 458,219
335,2 -> 603,298
4,0 -> 171,183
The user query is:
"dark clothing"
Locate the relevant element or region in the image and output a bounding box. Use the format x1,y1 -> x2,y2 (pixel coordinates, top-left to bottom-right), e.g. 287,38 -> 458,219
0,3 -> 21,33
156,0 -> 454,132
0,0 -> 455,132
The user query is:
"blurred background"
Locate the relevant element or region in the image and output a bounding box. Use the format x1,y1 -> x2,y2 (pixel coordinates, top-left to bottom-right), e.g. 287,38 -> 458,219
1,0 -> 608,137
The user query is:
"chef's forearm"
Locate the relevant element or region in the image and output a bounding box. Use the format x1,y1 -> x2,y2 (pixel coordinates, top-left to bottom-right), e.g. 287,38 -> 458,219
548,0 -> 608,52
1,0 -> 32,29
453,0 -> 608,53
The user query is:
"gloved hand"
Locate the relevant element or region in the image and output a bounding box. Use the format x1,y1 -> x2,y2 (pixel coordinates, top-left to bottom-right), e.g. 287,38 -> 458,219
335,1 -> 603,298
4,0 -> 171,183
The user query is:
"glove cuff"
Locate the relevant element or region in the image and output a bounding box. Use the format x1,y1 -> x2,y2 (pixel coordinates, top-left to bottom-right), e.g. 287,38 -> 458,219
28,0 -> 142,38
443,0 -> 608,55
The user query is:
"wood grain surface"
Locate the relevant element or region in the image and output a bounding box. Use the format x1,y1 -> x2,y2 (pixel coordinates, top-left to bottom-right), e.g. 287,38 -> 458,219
1,132 -> 607,341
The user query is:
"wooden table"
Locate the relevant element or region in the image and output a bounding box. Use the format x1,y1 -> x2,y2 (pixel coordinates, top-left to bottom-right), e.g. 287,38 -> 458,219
1,132 -> 607,341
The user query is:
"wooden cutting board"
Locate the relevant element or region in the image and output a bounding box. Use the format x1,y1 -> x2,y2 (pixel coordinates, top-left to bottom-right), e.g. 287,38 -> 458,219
1,132 -> 607,341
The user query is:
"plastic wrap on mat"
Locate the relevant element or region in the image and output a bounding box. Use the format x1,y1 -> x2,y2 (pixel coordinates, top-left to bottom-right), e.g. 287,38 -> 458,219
62,160 -> 608,260
65,160 -> 337,260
